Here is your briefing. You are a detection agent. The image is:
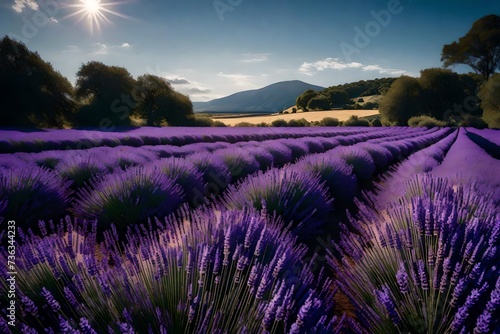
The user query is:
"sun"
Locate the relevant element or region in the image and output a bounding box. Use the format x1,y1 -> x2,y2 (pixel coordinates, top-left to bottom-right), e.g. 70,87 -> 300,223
83,0 -> 102,14
63,0 -> 135,34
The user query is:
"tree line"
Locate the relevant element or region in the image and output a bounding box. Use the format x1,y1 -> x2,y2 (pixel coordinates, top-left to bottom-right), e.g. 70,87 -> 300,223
295,15 -> 500,128
0,37 -> 196,129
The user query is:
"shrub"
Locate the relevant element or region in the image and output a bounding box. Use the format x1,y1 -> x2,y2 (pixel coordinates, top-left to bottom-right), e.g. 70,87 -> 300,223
356,143 -> 393,171
189,151 -> 232,197
222,168 -> 333,237
233,121 -> 255,127
293,154 -> 357,207
331,175 -> 500,334
32,151 -> 63,170
4,209 -> 344,333
151,157 -> 205,206
271,119 -> 288,127
246,147 -> 275,169
212,148 -> 260,182
287,118 -> 309,127
55,154 -> 108,189
0,166 -> 72,228
332,146 -> 376,184
371,118 -> 383,127
260,142 -> 293,167
212,120 -> 227,127
408,115 -> 447,127
458,115 -> 488,129
72,165 -> 184,233
319,117 -> 340,126
343,115 -> 371,127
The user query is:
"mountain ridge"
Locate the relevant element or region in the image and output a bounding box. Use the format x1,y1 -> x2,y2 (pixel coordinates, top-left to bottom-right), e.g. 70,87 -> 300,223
193,80 -> 325,113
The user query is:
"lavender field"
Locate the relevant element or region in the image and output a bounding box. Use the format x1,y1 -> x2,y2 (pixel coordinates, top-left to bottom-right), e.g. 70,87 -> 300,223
0,126 -> 499,333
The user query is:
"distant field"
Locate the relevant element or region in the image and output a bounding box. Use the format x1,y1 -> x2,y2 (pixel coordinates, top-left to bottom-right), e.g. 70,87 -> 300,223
215,109 -> 380,126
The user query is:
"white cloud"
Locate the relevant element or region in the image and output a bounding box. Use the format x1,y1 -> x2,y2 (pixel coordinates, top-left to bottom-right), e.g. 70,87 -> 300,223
240,53 -> 272,63
12,0 -> 38,13
62,45 -> 80,53
299,57 -> 408,76
90,42 -> 132,55
217,72 -> 261,89
167,77 -> 191,85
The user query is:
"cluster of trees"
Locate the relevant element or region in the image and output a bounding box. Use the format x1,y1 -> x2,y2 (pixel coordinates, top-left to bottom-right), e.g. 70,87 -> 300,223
296,77 -> 396,111
0,37 -> 195,128
381,15 -> 500,128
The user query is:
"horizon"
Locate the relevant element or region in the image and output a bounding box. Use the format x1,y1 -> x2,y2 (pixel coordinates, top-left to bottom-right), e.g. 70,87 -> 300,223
1,0 -> 499,102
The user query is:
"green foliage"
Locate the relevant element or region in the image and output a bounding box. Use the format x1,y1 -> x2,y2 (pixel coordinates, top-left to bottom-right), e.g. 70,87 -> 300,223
132,74 -> 194,126
343,115 -> 371,127
319,117 -> 340,126
271,119 -> 288,127
458,115 -> 488,129
325,89 -> 350,107
441,15 -> 500,80
75,61 -> 136,127
287,118 -> 310,127
233,121 -> 255,127
407,115 -> 447,127
419,68 -> 467,119
379,76 -> 423,125
478,74 -> 500,128
184,114 -> 216,127
296,89 -> 318,110
0,36 -> 76,128
307,94 -> 330,110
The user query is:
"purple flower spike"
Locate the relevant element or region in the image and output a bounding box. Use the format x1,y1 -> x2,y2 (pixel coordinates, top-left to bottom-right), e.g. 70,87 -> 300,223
41,287 -> 61,313
396,263 -> 409,294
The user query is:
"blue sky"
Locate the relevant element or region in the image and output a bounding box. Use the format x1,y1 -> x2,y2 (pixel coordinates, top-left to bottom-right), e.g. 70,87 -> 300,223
1,0 -> 499,101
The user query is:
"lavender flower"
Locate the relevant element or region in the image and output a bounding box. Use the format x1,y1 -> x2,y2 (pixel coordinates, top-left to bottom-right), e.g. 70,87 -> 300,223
396,263 -> 409,294
41,287 -> 61,313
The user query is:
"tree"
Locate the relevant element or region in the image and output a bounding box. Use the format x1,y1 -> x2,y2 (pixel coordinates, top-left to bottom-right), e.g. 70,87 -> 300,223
75,61 -> 136,127
419,68 -> 467,119
325,89 -> 350,107
0,36 -> 76,128
441,15 -> 500,81
296,89 -> 318,110
478,74 -> 500,128
307,94 -> 330,110
132,74 -> 193,126
379,76 -> 423,125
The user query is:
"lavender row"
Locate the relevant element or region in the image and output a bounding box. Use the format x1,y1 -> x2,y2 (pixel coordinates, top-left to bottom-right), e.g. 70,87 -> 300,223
0,128 -> 424,230
431,128 -> 500,204
0,127 -> 395,172
464,128 -> 500,159
0,126 -> 375,153
330,174 -> 500,333
371,129 -> 458,210
465,127 -> 500,146
0,207 -> 347,333
219,128 -> 454,239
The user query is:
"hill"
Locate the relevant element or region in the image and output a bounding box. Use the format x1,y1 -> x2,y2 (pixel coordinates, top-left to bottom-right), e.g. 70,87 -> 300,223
193,80 -> 324,113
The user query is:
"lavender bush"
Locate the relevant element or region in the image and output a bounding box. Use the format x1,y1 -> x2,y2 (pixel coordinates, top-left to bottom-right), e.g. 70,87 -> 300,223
330,146 -> 376,184
330,174 -> 500,333
221,168 -> 333,237
55,153 -> 108,189
293,153 -> 357,208
72,165 -> 184,232
150,157 -> 205,206
0,166 -> 72,228
1,208 -> 344,333
212,147 -> 261,182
